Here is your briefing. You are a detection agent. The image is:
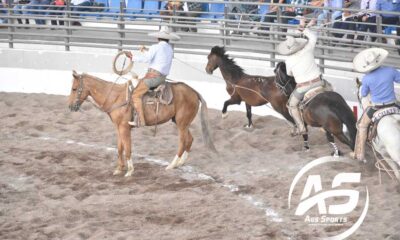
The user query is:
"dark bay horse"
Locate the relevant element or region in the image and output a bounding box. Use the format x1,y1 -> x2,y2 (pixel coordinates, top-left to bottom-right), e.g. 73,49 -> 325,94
205,46 -> 293,128
68,71 -> 216,177
205,46 -> 356,155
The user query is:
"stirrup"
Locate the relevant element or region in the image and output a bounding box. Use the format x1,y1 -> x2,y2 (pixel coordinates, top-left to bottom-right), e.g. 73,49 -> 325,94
128,113 -> 141,127
128,121 -> 140,127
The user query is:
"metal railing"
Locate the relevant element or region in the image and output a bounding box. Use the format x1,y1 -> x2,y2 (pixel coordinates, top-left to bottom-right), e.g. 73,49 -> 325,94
0,0 -> 399,73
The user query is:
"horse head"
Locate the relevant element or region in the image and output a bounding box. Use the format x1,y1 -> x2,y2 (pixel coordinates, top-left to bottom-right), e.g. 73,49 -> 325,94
68,70 -> 90,112
274,62 -> 296,95
205,46 -> 225,74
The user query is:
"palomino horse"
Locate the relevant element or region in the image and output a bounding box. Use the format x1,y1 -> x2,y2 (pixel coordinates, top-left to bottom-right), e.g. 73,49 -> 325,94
68,71 -> 216,177
356,78 -> 400,180
205,46 -> 356,155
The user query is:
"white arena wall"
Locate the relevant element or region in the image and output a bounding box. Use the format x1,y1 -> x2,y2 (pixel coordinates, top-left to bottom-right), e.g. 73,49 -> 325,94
1,46 -> 398,119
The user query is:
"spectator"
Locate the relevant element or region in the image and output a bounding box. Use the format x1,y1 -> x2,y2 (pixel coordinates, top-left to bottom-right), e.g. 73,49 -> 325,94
161,1 -> 203,32
160,1 -> 184,30
70,0 -> 104,26
232,0 -> 260,21
48,0 -> 65,27
0,0 -> 8,24
291,0 -> 313,16
376,0 -> 400,46
306,0 -> 324,26
356,0 -> 378,40
24,0 -> 51,25
261,0 -> 296,33
13,0 -> 31,26
316,0 -> 344,25
184,2 -> 203,32
331,10 -> 357,39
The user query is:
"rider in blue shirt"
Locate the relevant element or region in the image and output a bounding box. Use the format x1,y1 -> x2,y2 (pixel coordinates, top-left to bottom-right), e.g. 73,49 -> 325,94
361,66 -> 400,104
353,48 -> 400,161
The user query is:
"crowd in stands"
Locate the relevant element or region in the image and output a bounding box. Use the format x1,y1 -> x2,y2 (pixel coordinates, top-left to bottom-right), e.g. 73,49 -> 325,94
0,0 -> 399,47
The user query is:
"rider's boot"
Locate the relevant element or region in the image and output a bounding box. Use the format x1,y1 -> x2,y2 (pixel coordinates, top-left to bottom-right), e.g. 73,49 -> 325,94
289,106 -> 307,137
129,81 -> 148,127
353,113 -> 371,161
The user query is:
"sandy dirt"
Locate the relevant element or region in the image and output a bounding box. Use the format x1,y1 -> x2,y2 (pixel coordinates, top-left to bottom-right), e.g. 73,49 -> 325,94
1,92 -> 400,240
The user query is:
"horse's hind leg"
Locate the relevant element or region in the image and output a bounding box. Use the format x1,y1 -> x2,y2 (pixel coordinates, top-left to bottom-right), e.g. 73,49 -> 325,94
334,132 -> 352,150
166,127 -> 188,170
245,103 -> 253,128
177,129 -> 193,167
326,131 -> 341,157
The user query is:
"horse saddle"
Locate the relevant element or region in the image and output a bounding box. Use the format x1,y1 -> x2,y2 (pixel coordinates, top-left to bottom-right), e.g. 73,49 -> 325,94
143,82 -> 174,105
368,106 -> 400,141
300,80 -> 333,108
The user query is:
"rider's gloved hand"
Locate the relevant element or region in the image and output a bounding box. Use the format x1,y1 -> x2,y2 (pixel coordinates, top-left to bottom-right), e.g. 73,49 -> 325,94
139,45 -> 148,52
125,51 -> 133,59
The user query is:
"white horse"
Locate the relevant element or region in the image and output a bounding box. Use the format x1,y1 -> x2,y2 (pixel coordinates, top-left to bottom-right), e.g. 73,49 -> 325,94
356,79 -> 400,180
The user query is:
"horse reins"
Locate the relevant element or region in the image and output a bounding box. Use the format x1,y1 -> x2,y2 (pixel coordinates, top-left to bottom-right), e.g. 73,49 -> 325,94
225,78 -> 271,103
77,56 -> 133,114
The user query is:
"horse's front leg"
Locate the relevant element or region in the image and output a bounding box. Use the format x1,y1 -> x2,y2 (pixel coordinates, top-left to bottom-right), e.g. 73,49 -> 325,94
120,124 -> 134,177
222,95 -> 241,119
113,129 -> 125,175
245,103 -> 253,128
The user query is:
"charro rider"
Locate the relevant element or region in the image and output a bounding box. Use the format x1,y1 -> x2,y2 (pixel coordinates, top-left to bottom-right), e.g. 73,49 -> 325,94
125,28 -> 180,127
352,48 -> 400,161
277,20 -> 324,136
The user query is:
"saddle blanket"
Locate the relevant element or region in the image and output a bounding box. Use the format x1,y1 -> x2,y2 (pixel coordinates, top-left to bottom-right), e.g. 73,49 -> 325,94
368,106 -> 400,141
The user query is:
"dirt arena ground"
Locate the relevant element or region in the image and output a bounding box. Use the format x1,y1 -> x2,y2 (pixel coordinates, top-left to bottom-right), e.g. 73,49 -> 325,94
1,92 -> 400,240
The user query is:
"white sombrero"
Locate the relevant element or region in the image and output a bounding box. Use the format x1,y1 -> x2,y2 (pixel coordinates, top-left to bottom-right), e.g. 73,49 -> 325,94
148,27 -> 180,41
353,48 -> 389,73
277,36 -> 307,56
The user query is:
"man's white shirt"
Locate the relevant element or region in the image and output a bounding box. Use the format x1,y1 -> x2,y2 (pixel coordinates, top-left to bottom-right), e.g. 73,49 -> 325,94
285,28 -> 321,84
132,41 -> 173,76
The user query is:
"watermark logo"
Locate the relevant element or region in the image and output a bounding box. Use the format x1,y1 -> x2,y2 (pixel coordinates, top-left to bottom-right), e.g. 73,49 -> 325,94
288,156 -> 369,240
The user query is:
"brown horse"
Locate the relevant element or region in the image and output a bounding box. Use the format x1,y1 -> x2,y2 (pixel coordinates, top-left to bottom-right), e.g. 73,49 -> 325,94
206,46 -> 294,127
68,71 -> 216,177
205,46 -> 356,155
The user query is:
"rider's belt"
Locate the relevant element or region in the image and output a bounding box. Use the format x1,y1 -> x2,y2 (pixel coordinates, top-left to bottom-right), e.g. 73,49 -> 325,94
373,101 -> 396,108
296,77 -> 321,88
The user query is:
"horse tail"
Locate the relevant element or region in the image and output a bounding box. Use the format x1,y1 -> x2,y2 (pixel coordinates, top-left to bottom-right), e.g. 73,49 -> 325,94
331,94 -> 357,150
195,91 -> 218,153
178,82 -> 217,153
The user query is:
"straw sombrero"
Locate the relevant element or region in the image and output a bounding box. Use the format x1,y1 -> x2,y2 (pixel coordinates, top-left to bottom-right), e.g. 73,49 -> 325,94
148,28 -> 180,41
277,36 -> 307,56
353,48 -> 388,73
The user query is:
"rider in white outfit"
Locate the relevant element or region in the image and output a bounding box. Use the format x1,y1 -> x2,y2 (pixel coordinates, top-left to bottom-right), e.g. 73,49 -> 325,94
277,27 -> 324,136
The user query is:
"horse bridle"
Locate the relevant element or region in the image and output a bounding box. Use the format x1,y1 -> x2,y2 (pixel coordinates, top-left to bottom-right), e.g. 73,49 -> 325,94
274,63 -> 293,97
75,75 -> 85,108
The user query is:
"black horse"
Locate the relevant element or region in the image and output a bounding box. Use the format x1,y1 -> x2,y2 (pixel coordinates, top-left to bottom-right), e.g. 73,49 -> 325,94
274,61 -> 357,154
205,46 -> 356,155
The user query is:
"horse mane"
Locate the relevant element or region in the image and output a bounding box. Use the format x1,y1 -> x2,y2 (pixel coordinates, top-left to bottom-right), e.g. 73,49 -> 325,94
80,73 -> 126,91
211,46 -> 245,80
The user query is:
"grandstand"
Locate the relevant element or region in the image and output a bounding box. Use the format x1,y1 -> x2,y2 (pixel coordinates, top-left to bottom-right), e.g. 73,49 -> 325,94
0,0 -> 399,105
0,1 -> 399,70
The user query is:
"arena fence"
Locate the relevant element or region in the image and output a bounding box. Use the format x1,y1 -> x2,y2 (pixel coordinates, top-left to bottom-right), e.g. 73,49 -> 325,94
0,0 -> 399,73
